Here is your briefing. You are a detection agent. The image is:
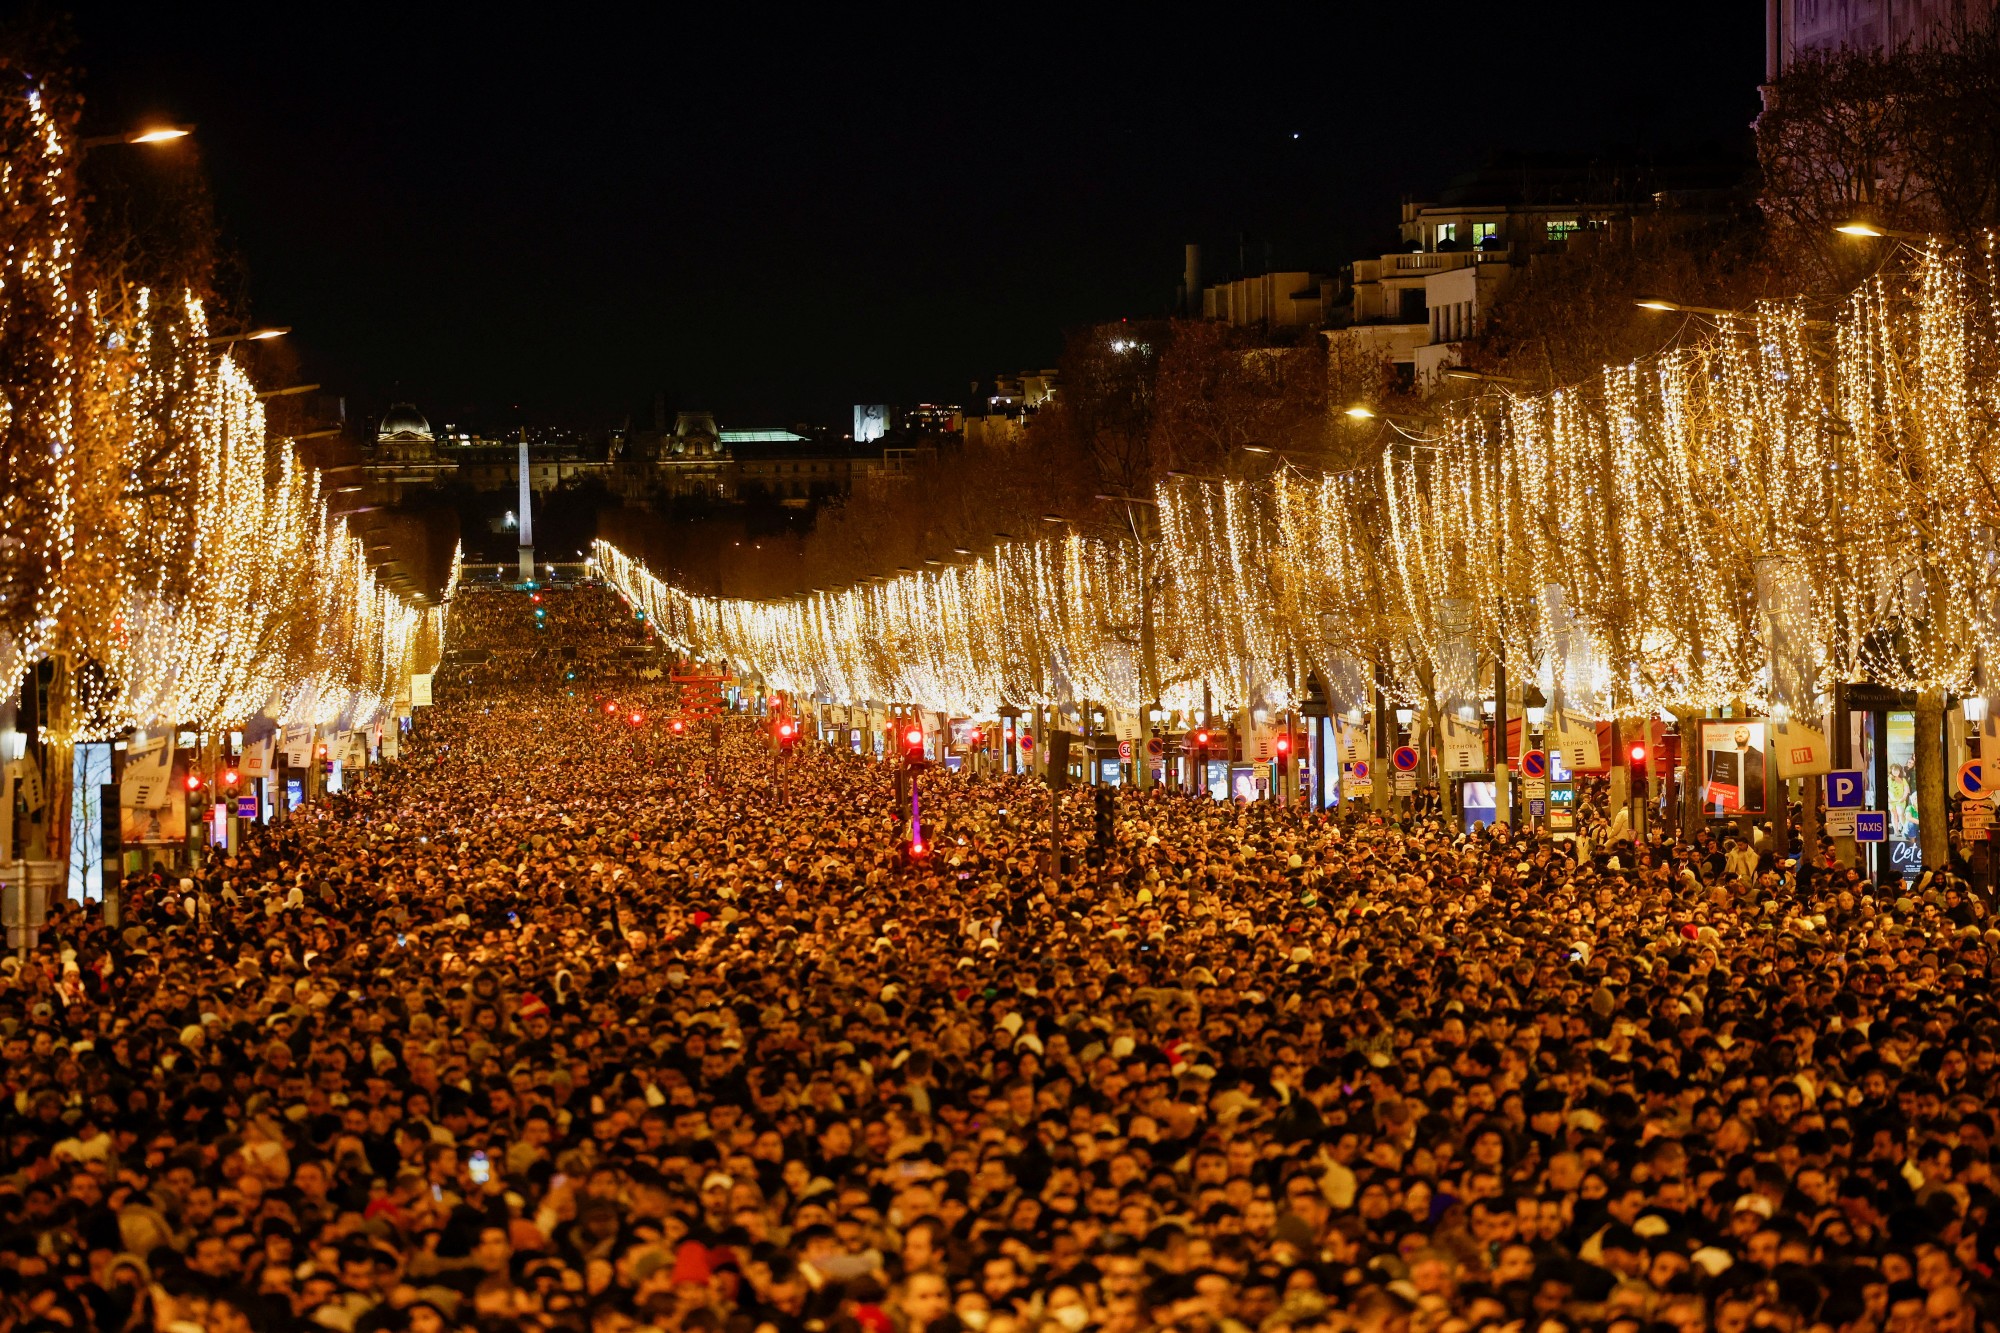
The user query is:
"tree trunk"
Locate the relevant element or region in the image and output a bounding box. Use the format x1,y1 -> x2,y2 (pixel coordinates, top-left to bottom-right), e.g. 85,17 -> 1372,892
1672,708 -> 1708,841
1607,763 -> 1631,845
1918,686 -> 1949,870
1800,772 -> 1822,869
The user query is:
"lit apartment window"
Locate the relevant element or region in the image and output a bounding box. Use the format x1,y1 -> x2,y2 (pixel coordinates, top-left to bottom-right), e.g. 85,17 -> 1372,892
1546,218 -> 1578,241
1471,222 -> 1499,248
1435,223 -> 1458,246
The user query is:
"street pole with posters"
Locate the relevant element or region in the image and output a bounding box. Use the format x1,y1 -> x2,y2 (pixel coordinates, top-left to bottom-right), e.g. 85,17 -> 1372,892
1045,729 -> 1072,877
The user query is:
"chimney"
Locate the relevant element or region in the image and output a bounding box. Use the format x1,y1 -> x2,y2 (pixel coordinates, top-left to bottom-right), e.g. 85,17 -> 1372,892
1184,244 -> 1202,316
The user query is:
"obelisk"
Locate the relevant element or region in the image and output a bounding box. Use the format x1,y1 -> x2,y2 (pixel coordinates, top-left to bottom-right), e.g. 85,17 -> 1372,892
516,433 -> 535,583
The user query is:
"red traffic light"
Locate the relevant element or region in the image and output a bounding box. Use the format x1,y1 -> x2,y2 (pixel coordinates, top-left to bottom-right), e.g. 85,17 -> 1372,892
222,769 -> 239,786
629,712 -> 644,725
1629,742 -> 1647,764
904,727 -> 923,748
1274,735 -> 1292,755
1193,729 -> 1210,746
185,774 -> 203,791
604,701 -> 617,714
969,729 -> 983,745
778,721 -> 796,739
670,719 -> 685,735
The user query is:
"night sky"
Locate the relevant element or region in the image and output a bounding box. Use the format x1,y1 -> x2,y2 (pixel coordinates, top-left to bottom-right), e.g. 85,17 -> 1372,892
73,4 -> 1766,429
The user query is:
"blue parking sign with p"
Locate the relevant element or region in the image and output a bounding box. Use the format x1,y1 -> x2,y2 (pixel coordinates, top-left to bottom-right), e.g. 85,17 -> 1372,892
1826,770 -> 1863,808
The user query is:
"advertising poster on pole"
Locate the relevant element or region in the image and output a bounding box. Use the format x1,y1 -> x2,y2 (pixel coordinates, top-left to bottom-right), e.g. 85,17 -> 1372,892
1771,718 -> 1831,778
1334,719 -> 1370,767
119,734 -> 173,810
1552,710 -> 1601,771
1439,716 -> 1487,773
240,737 -> 272,780
120,739 -> 188,847
1698,720 -> 1768,815
282,725 -> 313,769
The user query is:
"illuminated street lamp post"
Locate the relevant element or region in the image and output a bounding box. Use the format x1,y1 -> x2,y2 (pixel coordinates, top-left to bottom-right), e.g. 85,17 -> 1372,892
78,124 -> 194,151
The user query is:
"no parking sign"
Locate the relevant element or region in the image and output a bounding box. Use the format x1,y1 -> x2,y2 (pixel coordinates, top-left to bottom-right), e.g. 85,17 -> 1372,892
1959,760 -> 1984,800
1392,745 -> 1419,772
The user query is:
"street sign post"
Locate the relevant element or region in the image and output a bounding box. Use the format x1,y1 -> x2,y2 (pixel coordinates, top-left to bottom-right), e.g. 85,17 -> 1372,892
1392,745 -> 1419,772
1854,810 -> 1888,842
1958,760 -> 1984,800
1521,749 -> 1547,780
1826,770 -> 1864,808
1823,808 -> 1858,839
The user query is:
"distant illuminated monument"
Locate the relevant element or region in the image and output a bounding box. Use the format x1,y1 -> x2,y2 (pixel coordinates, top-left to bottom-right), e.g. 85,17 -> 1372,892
517,433 -> 535,581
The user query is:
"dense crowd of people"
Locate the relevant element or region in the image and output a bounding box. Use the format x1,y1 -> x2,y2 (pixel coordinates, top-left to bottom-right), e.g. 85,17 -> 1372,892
441,582 -> 658,692
3,583 -> 1998,1333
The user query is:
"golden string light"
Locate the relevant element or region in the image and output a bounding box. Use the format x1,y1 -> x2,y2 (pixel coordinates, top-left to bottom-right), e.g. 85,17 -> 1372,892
0,73 -> 441,746
599,240 -> 2000,727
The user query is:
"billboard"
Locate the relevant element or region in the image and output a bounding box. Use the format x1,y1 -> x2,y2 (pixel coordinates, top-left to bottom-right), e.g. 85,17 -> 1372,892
1698,720 -> 1768,815
854,404 -> 889,444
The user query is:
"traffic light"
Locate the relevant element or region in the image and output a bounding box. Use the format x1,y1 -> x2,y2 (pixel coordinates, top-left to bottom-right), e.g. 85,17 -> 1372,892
777,719 -> 797,750
1045,729 -> 1073,791
1091,786 -> 1114,865
1274,732 -> 1292,776
670,718 -> 686,736
901,723 -> 926,766
628,711 -> 644,726
1629,741 -> 1647,766
184,773 -> 204,792
1193,728 -> 1211,748
604,701 -> 618,715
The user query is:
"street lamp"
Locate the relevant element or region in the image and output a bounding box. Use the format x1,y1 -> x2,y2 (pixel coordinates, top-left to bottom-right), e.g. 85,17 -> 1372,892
1440,368 -> 1537,388
1836,221 -> 1927,239
79,123 -> 194,151
1635,297 -> 1739,318
1965,697 -> 1988,724
206,326 -> 289,347
1522,684 -> 1548,831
